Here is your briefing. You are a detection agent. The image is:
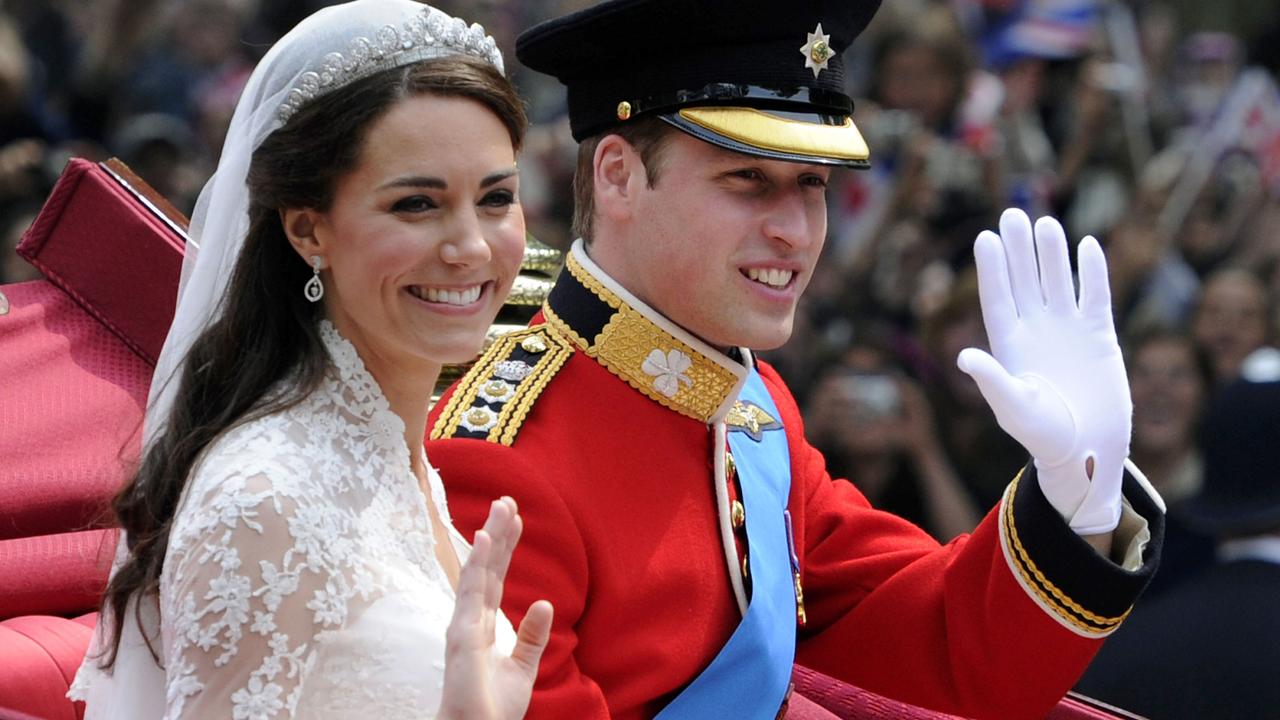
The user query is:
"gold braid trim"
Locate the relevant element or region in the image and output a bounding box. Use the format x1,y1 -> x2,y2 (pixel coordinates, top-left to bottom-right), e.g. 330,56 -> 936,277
1001,472 -> 1130,635
431,351 -> 495,441
429,327 -> 572,446
593,305 -> 736,422
498,335 -> 572,446
543,304 -> 720,420
546,253 -> 739,424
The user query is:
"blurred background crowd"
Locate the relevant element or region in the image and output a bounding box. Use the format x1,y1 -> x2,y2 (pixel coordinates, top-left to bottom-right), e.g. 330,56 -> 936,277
2,0 -> 1279,712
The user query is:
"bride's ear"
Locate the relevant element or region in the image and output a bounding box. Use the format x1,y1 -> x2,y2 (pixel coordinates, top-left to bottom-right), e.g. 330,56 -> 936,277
280,207 -> 326,262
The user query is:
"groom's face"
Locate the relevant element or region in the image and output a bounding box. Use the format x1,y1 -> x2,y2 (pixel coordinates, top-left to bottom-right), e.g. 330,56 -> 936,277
592,131 -> 831,352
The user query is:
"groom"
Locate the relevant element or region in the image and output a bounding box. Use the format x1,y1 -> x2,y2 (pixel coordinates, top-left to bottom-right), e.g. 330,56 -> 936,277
430,1 -> 1164,718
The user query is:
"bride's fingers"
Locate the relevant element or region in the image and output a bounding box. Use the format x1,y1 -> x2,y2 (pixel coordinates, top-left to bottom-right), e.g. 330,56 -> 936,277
480,497 -> 513,548
448,529 -> 492,644
486,511 -> 523,613
489,498 -> 522,566
495,497 -> 520,557
492,504 -> 522,584
509,600 -> 554,679
480,499 -> 518,571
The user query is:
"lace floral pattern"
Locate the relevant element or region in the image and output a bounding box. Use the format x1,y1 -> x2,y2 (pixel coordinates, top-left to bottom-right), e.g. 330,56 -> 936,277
148,320 -> 512,719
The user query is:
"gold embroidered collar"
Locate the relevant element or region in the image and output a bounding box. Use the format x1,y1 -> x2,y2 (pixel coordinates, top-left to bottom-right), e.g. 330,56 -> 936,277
541,241 -> 748,424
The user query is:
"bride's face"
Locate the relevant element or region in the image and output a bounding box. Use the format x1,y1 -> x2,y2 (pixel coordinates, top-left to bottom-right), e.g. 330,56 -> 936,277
310,93 -> 524,371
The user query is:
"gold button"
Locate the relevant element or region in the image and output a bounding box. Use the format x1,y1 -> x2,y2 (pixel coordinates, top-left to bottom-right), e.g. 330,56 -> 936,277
616,100 -> 632,121
521,335 -> 547,353
484,380 -> 510,398
731,500 -> 745,529
725,452 -> 736,479
466,408 -> 493,426
741,554 -> 750,579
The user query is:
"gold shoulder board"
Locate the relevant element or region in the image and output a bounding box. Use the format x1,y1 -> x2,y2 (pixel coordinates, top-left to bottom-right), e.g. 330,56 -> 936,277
430,327 -> 572,446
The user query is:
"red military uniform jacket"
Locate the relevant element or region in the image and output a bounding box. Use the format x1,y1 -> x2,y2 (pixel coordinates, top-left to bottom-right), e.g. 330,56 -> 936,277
428,245 -> 1163,720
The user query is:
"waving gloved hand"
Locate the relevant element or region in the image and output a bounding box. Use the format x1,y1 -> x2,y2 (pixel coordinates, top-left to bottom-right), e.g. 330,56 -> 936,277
957,209 -> 1131,535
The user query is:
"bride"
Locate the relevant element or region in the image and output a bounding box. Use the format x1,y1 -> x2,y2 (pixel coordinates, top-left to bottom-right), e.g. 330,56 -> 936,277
69,1 -> 552,717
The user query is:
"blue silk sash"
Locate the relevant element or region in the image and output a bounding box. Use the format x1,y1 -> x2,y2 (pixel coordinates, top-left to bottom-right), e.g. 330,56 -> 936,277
656,368 -> 796,718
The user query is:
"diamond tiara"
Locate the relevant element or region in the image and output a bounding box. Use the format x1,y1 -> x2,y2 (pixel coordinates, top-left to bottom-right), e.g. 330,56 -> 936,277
276,6 -> 504,124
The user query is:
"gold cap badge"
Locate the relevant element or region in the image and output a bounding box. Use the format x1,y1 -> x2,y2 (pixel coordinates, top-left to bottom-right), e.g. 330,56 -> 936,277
800,23 -> 832,79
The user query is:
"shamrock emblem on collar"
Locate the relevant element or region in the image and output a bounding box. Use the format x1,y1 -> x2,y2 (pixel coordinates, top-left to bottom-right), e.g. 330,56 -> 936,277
642,348 -> 694,398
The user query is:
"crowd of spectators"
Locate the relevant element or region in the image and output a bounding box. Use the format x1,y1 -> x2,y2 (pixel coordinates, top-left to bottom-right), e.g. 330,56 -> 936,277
2,0 -> 1279,711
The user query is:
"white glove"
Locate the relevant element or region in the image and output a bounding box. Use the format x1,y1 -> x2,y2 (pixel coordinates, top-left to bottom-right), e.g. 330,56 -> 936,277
957,209 -> 1131,534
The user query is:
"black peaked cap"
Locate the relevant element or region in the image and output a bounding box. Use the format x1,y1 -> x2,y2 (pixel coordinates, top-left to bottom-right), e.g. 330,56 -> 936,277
516,0 -> 882,167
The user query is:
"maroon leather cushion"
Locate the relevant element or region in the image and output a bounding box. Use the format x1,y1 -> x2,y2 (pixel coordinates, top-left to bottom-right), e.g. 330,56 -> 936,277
16,158 -> 184,366
0,614 -> 95,720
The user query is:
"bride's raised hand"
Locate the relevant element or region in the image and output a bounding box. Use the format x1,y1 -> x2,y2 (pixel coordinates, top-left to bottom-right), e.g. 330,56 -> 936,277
439,497 -> 554,720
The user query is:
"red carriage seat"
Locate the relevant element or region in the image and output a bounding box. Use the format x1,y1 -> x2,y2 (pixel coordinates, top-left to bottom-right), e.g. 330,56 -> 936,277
0,158 -> 185,720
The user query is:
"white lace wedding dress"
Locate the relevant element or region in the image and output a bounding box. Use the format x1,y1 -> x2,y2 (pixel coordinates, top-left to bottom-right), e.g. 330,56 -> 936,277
70,320 -> 515,719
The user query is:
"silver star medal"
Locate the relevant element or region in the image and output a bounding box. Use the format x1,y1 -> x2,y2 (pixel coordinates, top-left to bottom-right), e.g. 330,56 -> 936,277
800,23 -> 833,79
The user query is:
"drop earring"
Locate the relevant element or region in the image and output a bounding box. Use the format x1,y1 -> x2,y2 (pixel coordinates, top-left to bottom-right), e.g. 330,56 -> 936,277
304,255 -> 324,302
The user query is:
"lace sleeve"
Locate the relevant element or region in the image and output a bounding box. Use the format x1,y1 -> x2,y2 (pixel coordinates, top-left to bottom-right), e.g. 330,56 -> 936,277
161,463 -> 345,719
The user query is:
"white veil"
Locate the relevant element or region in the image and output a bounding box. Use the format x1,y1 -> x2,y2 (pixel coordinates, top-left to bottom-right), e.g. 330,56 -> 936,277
69,2 -> 503,716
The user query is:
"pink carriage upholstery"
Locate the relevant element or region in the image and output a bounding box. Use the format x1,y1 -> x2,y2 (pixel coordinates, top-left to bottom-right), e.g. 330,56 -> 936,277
0,158 -> 183,720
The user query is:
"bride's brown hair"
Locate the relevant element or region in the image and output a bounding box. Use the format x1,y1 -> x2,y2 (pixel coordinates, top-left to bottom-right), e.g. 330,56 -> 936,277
99,55 -> 526,668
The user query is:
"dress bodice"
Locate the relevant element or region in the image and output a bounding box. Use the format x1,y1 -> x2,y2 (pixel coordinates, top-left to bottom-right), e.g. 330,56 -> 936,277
71,321 -> 514,719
